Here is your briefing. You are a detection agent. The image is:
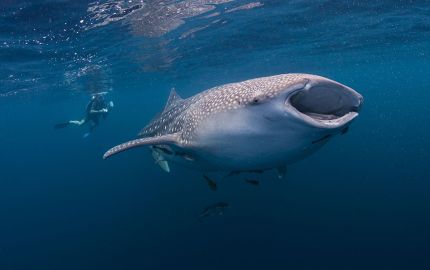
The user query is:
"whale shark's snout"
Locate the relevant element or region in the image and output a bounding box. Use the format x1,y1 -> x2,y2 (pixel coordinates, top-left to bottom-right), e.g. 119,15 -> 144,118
285,75 -> 363,129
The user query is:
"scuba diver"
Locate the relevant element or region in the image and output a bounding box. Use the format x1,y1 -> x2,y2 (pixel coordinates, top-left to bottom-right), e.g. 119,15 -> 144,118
55,92 -> 114,137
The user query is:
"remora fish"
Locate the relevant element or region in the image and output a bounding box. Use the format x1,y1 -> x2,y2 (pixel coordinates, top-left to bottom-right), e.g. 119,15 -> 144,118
199,202 -> 230,220
103,74 -> 363,175
245,179 -> 260,186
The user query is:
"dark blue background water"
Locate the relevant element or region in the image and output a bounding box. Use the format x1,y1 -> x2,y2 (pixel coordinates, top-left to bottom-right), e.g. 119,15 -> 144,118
1,1 -> 430,269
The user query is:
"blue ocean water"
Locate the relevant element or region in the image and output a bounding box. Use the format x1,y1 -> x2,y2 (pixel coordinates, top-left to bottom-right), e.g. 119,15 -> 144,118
1,0 -> 430,269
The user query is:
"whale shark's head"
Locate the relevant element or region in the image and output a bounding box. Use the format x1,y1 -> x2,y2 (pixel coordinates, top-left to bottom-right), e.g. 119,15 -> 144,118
242,74 -> 362,133
222,74 -> 364,166
271,74 -> 363,156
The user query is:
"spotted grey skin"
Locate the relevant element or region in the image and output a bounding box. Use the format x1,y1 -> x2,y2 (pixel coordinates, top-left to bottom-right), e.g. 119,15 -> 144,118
140,74 -> 308,144
104,73 -> 363,173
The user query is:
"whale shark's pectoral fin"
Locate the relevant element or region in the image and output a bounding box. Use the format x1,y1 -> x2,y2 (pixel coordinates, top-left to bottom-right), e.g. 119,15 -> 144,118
103,133 -> 180,159
276,165 -> 287,179
156,160 -> 170,173
152,149 -> 171,173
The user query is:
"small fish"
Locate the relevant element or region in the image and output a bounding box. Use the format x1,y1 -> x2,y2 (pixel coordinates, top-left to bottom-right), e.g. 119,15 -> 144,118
203,175 -> 217,191
276,165 -> 287,179
224,169 -> 264,178
341,126 -> 349,135
245,179 -> 260,186
199,202 -> 230,221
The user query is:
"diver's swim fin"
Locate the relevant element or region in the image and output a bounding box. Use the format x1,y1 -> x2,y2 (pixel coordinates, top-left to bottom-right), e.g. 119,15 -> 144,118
54,122 -> 69,129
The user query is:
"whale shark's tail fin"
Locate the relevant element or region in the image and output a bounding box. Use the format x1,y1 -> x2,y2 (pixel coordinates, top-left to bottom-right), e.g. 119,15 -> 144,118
103,133 -> 180,159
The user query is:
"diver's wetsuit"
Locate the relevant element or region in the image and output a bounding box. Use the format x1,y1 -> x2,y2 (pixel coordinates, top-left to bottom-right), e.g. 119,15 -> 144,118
85,95 -> 108,131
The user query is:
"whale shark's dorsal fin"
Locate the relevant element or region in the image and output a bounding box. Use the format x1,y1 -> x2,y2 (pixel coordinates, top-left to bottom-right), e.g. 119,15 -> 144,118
103,133 -> 180,159
138,88 -> 185,137
164,87 -> 183,111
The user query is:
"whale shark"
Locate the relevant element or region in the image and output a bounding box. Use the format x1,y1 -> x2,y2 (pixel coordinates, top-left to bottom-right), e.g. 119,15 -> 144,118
103,74 -> 363,176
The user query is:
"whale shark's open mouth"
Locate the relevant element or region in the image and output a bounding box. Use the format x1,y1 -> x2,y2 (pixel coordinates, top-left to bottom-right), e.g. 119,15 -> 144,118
287,80 -> 363,128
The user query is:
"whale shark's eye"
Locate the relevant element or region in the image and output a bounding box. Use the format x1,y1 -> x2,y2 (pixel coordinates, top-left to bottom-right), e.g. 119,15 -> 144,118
251,95 -> 267,104
251,93 -> 270,105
